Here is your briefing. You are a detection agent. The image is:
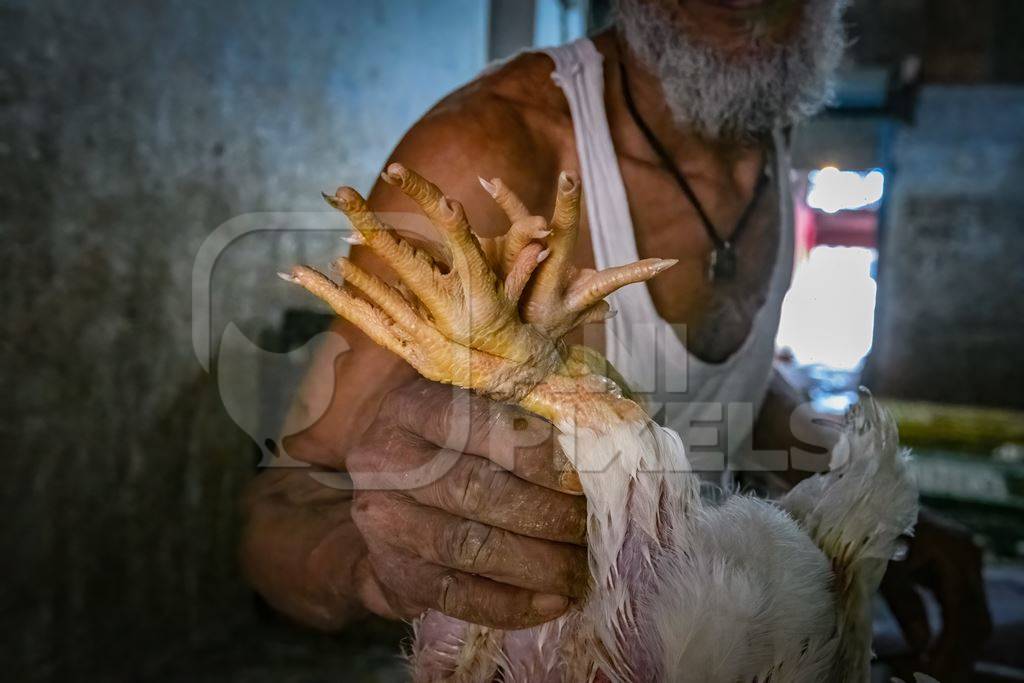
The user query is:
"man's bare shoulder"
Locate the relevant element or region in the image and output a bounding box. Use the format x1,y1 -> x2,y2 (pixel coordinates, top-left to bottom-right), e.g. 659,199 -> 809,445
430,50 -> 570,152
377,51 -> 572,234
471,50 -> 570,121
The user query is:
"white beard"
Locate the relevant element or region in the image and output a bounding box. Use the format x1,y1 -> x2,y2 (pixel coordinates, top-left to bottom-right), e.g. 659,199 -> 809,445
616,0 -> 848,140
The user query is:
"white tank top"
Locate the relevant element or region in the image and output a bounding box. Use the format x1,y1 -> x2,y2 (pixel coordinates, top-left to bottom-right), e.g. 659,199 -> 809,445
542,38 -> 794,474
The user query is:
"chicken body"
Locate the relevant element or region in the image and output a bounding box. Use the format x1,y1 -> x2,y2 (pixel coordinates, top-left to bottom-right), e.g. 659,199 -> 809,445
409,381 -> 911,683
286,165 -> 918,682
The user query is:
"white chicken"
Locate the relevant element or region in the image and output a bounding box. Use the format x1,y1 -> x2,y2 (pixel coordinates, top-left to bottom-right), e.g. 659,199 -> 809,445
282,163 -> 918,682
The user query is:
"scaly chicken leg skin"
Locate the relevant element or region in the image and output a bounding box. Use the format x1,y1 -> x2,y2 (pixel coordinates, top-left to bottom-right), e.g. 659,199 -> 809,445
283,163 -> 673,418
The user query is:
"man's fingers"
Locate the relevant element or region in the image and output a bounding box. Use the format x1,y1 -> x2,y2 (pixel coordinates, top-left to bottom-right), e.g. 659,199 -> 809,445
881,569 -> 932,652
359,492 -> 587,597
930,544 -> 991,670
364,546 -> 571,629
382,380 -> 581,494
352,553 -> 402,621
412,451 -> 587,544
425,562 -> 571,629
890,510 -> 993,677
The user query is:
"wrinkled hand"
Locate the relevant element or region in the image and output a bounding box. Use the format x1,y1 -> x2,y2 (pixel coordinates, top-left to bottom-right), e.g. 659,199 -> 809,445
348,378 -> 589,630
882,508 -> 992,682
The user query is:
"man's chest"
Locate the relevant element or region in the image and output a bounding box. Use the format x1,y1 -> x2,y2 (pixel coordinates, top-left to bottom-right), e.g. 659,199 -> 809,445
572,162 -> 782,363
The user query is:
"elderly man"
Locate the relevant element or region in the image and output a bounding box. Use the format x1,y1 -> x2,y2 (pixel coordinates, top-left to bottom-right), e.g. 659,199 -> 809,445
242,0 -> 990,678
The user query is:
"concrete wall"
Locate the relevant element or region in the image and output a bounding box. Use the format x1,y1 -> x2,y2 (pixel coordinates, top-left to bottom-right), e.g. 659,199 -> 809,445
866,86 -> 1024,409
0,0 -> 487,679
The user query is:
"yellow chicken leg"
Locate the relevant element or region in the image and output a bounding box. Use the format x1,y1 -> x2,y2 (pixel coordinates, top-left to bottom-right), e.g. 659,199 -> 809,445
283,164 -> 674,415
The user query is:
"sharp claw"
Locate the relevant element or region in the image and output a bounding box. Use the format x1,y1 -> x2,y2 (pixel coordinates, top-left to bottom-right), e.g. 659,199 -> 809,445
342,233 -> 365,246
558,170 -> 579,193
537,248 -> 551,263
277,270 -> 300,283
322,187 -> 359,211
336,186 -> 360,204
564,258 -> 677,314
439,196 -> 459,221
478,176 -> 498,197
547,171 -> 581,255
653,258 -> 679,273
383,162 -> 407,183
487,177 -> 531,223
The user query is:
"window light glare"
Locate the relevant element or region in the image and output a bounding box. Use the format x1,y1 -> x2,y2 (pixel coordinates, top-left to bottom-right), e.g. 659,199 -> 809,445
775,246 -> 878,370
806,167 -> 885,214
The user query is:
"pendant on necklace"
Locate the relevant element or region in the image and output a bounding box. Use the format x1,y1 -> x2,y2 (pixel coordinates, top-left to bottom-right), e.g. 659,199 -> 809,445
708,242 -> 737,282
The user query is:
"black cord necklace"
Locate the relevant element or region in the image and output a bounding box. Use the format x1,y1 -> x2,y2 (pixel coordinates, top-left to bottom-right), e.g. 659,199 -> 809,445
618,60 -> 770,283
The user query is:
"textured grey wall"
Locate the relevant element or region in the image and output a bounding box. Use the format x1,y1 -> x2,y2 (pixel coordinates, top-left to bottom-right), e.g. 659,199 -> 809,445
867,86 -> 1024,409
1,0 -> 486,679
